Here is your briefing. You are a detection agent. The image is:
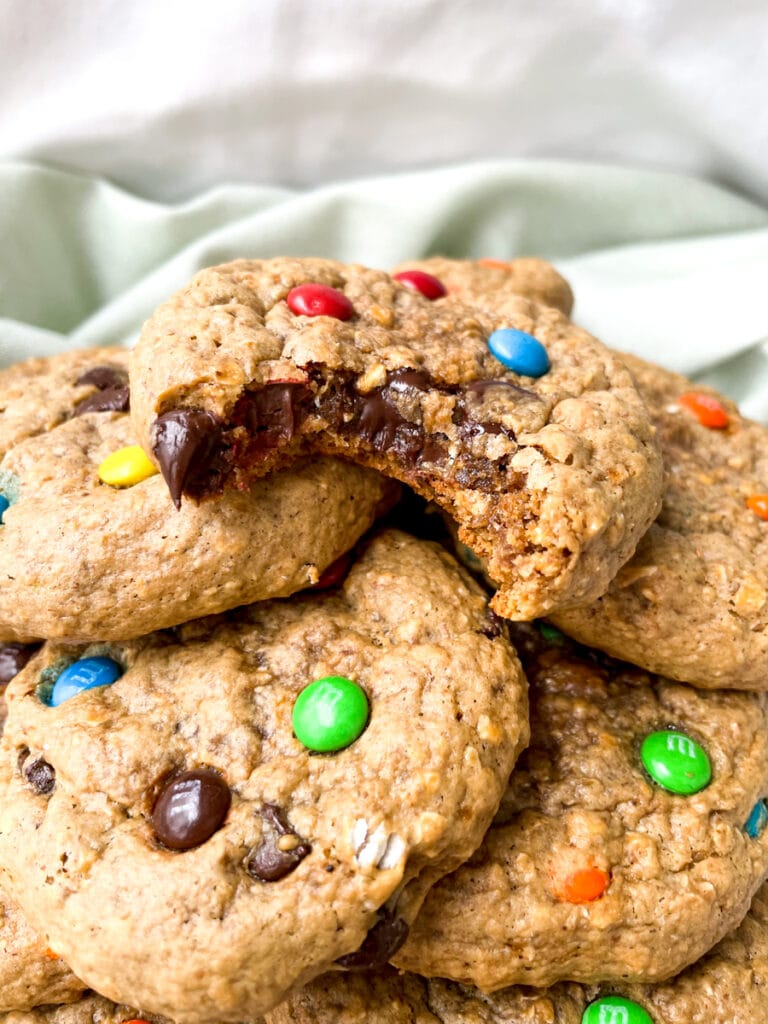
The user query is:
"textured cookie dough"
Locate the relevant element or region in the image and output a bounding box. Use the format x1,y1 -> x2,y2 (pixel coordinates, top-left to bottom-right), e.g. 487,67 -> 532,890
265,880 -> 768,1024
130,257 -> 663,620
0,645 -> 85,1013
0,531 -> 528,1024
391,256 -> 575,316
1,995 -> 265,1024
551,355 -> 768,689
0,349 -> 396,643
392,624 -> 768,988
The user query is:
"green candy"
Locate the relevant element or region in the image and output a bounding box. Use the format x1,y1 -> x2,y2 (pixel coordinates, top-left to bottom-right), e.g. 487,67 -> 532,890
538,621 -> 566,645
582,996 -> 654,1024
640,729 -> 711,795
292,676 -> 369,753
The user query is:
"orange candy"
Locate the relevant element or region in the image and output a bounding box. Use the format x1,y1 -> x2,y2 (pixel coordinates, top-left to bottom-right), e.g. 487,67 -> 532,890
678,392 -> 729,429
747,495 -> 768,520
43,948 -> 60,960
556,866 -> 610,904
478,258 -> 511,270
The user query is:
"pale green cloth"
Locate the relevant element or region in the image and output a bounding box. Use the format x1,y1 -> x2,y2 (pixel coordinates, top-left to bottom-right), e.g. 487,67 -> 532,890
2,158 -> 768,420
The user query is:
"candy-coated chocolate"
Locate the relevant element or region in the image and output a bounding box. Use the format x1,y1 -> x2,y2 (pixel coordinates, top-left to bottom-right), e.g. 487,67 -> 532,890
50,656 -> 123,707
582,996 -> 654,1024
0,494 -> 9,523
487,327 -> 550,377
745,799 -> 768,838
640,729 -> 711,795
152,768 -> 231,851
312,551 -> 353,590
678,392 -> 729,429
393,269 -> 446,299
97,444 -> 159,488
286,283 -> 354,321
747,494 -> 768,520
556,866 -> 609,903
538,621 -> 566,644
292,675 -> 369,752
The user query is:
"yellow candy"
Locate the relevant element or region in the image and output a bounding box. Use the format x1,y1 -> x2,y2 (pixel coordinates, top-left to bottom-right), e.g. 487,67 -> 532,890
98,445 -> 159,488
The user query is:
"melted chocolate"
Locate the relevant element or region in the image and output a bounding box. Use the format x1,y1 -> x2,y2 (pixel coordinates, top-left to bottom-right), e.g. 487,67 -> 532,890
0,643 -> 39,684
335,909 -> 410,969
153,368 -> 533,504
152,768 -> 231,851
246,803 -> 312,882
153,410 -> 223,508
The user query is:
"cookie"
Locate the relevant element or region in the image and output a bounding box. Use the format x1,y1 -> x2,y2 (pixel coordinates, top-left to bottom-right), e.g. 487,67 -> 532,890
0,644 -> 85,1012
550,355 -> 768,689
391,255 -> 575,316
0,349 -> 396,643
0,996 -> 265,1024
265,878 -> 768,1024
391,624 -> 768,988
129,257 -> 663,620
0,530 -> 528,1023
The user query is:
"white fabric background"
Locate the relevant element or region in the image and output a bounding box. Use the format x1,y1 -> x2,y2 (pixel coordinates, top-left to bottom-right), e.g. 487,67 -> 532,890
1,0 -> 768,203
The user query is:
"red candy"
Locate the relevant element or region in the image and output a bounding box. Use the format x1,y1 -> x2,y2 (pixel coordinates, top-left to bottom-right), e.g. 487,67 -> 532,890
393,269 -> 446,300
286,284 -> 354,321
313,551 -> 353,590
747,495 -> 768,521
555,866 -> 609,904
678,392 -> 729,429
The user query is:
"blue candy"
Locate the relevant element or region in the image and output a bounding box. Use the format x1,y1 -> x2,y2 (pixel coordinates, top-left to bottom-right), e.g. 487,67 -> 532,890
745,799 -> 768,839
487,328 -> 550,377
50,656 -> 123,707
0,495 -> 9,524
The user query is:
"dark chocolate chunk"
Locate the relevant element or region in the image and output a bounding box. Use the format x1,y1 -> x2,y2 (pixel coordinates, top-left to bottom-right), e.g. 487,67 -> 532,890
76,366 -> 128,390
0,643 -> 40,684
246,803 -> 312,882
335,909 -> 410,969
73,385 -> 130,416
234,382 -> 313,455
385,368 -> 432,393
152,409 -> 223,508
22,755 -> 56,794
481,609 -> 505,639
152,768 -> 231,851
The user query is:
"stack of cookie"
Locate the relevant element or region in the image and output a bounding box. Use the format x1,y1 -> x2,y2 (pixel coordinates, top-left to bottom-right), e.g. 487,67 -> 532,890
0,256 -> 766,1024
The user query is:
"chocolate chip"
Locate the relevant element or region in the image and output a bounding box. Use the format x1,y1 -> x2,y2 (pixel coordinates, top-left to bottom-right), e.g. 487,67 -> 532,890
234,382 -> 313,455
76,366 -> 128,390
385,368 -> 432,392
152,768 -> 231,850
246,803 -> 312,882
73,386 -> 130,416
335,910 -> 410,969
22,755 -> 56,794
0,643 -> 39,684
481,609 -> 505,639
152,409 -> 223,508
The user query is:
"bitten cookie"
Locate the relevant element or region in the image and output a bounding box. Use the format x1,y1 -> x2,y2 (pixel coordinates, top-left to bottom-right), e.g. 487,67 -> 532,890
265,878 -> 768,1024
0,645 -> 85,1012
129,257 -> 663,620
551,355 -> 768,689
391,255 -> 575,316
392,624 -> 768,988
0,349 -> 396,643
0,531 -> 528,1024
